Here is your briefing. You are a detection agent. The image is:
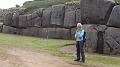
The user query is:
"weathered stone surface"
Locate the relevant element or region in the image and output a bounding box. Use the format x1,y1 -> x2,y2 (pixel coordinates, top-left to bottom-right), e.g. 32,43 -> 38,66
41,28 -> 56,38
64,11 -> 76,28
42,9 -> 51,27
56,28 -> 71,39
12,13 -> 19,27
2,25 -> 19,34
65,2 -> 80,12
3,13 -> 13,26
21,27 -> 39,37
76,9 -> 81,23
33,17 -> 42,27
19,15 -> 27,28
104,27 -> 120,55
31,8 -> 44,27
80,0 -> 116,24
83,24 -> 98,52
0,23 -> 3,32
26,14 -> 32,27
51,4 -> 65,26
107,5 -> 120,28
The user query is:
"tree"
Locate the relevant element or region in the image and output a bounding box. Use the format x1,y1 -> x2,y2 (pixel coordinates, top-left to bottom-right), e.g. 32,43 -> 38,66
16,4 -> 20,7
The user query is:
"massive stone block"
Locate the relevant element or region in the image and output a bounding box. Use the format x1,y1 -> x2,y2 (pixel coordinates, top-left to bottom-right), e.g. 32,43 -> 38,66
80,0 -> 116,24
82,24 -> 98,52
0,23 -> 3,32
3,13 -> 13,26
76,9 -> 81,23
64,11 -> 76,28
21,27 -> 39,37
12,13 -> 19,27
19,15 -> 28,28
31,8 -> 44,27
56,28 -> 71,39
51,4 -> 65,26
2,25 -> 19,34
32,17 -> 42,27
42,9 -> 51,27
27,14 -> 32,27
65,2 -> 80,12
104,27 -> 120,55
107,5 -> 120,28
41,28 -> 56,38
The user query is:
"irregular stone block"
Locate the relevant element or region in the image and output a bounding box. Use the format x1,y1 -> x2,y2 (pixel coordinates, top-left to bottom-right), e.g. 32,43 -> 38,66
51,4 -> 65,26
80,0 -> 116,24
107,5 -> 120,28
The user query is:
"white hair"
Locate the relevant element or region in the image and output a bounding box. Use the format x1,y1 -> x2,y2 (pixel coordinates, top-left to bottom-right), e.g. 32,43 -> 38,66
77,23 -> 82,28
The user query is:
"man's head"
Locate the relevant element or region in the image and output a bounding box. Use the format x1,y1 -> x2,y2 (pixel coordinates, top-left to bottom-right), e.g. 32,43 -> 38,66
77,23 -> 82,28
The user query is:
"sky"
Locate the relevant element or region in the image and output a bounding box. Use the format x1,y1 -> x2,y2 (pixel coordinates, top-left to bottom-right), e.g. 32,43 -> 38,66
0,0 -> 33,9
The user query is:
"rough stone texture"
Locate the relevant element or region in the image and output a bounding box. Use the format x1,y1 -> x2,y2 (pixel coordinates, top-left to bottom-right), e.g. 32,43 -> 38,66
2,25 -> 19,34
12,13 -> 19,27
31,8 -> 44,27
56,28 -> 71,39
21,27 -> 39,37
107,5 -> 120,28
51,4 -> 65,26
104,27 -> 120,55
27,14 -> 32,27
19,15 -> 28,28
0,23 -> 3,32
80,0 -> 116,24
82,24 -> 98,52
32,17 -> 42,27
41,28 -> 56,38
42,9 -> 51,27
65,2 -> 80,12
3,13 -> 13,26
76,9 -> 81,23
64,11 -> 76,28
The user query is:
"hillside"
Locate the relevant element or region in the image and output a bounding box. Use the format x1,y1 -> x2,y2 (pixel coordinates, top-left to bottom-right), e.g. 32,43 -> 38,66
22,0 -> 80,10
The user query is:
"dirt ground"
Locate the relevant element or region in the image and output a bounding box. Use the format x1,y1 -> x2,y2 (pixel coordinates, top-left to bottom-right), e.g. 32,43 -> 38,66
0,48 -> 81,67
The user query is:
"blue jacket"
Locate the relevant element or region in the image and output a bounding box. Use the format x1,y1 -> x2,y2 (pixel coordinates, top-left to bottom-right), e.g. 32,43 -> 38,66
75,29 -> 85,41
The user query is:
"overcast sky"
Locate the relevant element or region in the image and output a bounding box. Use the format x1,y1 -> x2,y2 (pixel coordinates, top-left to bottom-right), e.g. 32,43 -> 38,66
0,0 -> 33,9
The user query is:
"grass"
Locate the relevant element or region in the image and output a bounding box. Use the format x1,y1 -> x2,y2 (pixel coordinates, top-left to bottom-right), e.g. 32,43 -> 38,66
0,33 -> 120,67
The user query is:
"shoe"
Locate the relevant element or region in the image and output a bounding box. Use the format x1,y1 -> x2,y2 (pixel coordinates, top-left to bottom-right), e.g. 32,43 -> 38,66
74,59 -> 80,61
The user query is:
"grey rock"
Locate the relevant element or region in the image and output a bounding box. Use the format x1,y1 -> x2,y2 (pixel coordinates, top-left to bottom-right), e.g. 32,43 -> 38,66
83,24 -> 98,52
41,28 -> 56,38
3,13 -> 13,26
51,4 -> 65,26
107,5 -> 120,28
80,0 -> 116,24
12,13 -> 19,27
104,27 -> 120,55
64,11 -> 76,28
42,9 -> 51,27
65,2 -> 80,12
56,28 -> 71,39
76,9 -> 81,23
0,23 -> 3,32
21,27 -> 39,37
19,15 -> 28,28
27,14 -> 32,27
2,25 -> 19,34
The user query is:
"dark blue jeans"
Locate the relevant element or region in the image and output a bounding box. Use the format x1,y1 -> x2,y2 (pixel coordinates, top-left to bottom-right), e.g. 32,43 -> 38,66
76,41 -> 85,62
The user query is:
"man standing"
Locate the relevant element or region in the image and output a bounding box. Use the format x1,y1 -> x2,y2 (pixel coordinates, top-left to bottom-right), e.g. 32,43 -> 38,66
74,23 -> 85,63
